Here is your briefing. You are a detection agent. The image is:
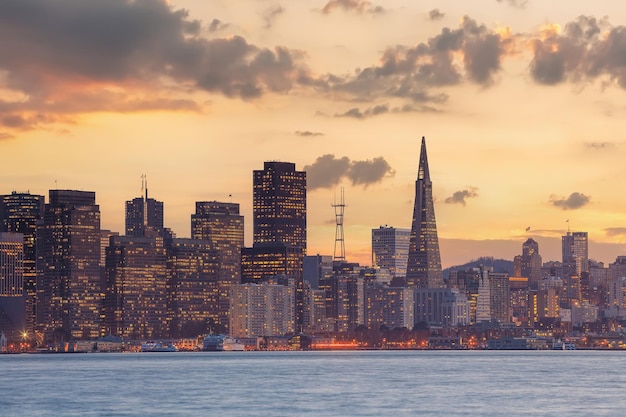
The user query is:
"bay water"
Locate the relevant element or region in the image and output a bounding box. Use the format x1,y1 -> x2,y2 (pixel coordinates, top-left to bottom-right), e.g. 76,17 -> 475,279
1,350 -> 625,416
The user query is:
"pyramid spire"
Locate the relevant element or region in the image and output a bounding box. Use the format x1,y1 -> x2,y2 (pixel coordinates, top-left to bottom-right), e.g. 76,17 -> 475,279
406,136 -> 444,288
418,136 -> 430,181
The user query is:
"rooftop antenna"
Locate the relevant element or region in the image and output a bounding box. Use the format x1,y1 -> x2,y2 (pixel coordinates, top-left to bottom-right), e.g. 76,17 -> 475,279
332,187 -> 346,261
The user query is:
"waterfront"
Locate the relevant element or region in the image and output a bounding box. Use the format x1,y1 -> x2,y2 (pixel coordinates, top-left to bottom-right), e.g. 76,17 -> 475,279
1,350 -> 625,416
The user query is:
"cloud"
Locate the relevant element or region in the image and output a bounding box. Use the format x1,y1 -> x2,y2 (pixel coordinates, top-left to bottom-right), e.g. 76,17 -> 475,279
585,141 -> 615,150
0,132 -> 14,140
321,0 -> 385,15
444,187 -> 479,206
549,192 -> 591,210
208,19 -> 229,33
295,130 -> 324,136
428,9 -> 445,21
334,103 -> 440,119
605,227 -> 626,237
262,5 -> 284,29
324,16 -> 513,105
304,154 -> 394,190
527,16 -> 626,88
0,0 -> 312,133
496,0 -> 528,9
347,157 -> 395,186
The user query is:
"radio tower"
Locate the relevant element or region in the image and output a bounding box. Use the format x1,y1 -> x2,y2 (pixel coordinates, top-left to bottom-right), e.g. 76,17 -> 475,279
332,187 -> 346,261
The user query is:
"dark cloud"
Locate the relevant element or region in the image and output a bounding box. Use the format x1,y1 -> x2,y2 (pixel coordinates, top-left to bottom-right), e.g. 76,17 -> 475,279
496,0 -> 528,8
549,192 -> 591,210
605,227 -> 626,237
304,154 -> 351,189
444,187 -> 479,206
325,16 -> 511,104
262,5 -> 284,29
347,157 -> 395,186
527,16 -> 626,87
208,18 -> 229,33
304,154 -> 394,190
321,0 -> 385,15
428,9 -> 445,21
295,130 -> 324,136
0,0 -> 311,132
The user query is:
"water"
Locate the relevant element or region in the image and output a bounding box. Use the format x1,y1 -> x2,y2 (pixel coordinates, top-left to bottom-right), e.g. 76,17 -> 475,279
1,350 -> 625,416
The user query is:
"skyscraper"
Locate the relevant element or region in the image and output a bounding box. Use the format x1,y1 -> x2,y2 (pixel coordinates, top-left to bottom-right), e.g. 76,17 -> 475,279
0,232 -> 26,339
125,178 -> 164,237
253,161 -> 306,251
562,231 -> 588,306
251,161 -> 306,330
406,137 -> 444,288
37,190 -> 101,339
191,201 -> 244,330
0,192 -> 44,331
372,226 -> 410,278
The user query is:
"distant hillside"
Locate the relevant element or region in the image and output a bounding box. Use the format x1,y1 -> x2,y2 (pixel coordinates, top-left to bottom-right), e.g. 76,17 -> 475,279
443,257 -> 514,281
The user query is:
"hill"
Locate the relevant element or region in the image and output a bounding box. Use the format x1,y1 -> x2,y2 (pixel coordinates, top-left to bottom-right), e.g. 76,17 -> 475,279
443,256 -> 514,281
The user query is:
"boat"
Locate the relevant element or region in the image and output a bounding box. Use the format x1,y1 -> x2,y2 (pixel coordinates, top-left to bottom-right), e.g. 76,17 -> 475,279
141,341 -> 178,352
203,334 -> 245,351
552,340 -> 576,350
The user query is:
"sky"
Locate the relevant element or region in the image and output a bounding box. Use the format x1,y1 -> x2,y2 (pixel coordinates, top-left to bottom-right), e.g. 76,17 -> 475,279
3,0 -> 626,268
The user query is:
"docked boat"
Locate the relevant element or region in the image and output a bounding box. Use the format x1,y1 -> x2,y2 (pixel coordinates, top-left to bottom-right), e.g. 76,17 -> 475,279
552,340 -> 576,350
203,334 -> 245,351
141,341 -> 178,352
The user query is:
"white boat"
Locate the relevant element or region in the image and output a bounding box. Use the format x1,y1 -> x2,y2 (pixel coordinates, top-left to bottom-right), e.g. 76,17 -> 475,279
203,334 -> 245,351
141,341 -> 178,352
552,340 -> 576,350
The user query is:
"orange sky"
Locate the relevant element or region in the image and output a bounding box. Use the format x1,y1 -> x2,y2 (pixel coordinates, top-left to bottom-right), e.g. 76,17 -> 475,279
3,1 -> 626,267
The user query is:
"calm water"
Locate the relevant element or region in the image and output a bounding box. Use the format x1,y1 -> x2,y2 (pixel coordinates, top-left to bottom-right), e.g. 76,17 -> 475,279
1,350 -> 625,416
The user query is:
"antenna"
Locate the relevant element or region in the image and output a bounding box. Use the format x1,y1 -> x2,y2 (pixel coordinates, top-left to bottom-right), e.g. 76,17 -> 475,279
332,187 -> 346,261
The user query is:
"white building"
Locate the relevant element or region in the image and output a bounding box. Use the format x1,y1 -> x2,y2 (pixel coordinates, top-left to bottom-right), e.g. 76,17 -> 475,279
371,226 -> 410,277
229,281 -> 295,338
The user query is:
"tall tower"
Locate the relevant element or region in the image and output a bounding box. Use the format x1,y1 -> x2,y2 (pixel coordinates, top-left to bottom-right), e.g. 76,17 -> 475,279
125,176 -> 164,237
520,238 -> 542,284
406,137 -> 444,288
37,190 -> 101,339
332,188 -> 346,261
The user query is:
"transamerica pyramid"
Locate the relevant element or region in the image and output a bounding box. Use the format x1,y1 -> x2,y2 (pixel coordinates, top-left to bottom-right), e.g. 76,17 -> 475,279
405,136 -> 444,288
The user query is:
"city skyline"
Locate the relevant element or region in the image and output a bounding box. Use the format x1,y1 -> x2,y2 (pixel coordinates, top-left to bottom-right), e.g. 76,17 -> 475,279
3,1 -> 626,267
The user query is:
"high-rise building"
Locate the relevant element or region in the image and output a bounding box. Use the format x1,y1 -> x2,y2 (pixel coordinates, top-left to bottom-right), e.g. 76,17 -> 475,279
372,226 -> 410,278
365,284 -> 415,330
406,137 -> 444,288
37,190 -> 101,339
414,287 -> 470,327
251,161 -> 306,330
0,232 -> 26,339
303,254 -> 333,290
168,238 -> 220,337
125,179 -> 164,237
562,231 -> 588,306
253,161 -> 306,251
191,201 -> 244,330
104,234 -> 168,339
0,192 -> 44,331
241,243 -> 302,284
475,268 -> 511,323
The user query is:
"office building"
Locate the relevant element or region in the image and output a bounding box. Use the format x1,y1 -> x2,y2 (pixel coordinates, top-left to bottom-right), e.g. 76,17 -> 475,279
37,190 -> 101,339
104,234 -> 168,339
406,137 -> 444,288
414,287 -> 470,327
0,192 -> 44,331
168,238 -> 220,337
0,233 -> 26,339
520,238 -> 543,284
372,226 -> 410,278
365,284 -> 415,330
191,201 -> 244,329
303,254 -> 333,290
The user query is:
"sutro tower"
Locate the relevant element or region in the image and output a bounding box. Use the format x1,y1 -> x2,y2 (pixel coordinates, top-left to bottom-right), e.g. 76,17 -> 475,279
332,187 -> 346,261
